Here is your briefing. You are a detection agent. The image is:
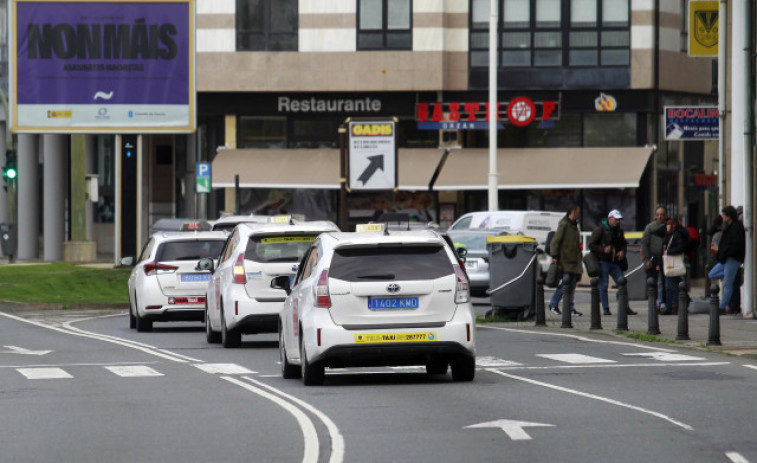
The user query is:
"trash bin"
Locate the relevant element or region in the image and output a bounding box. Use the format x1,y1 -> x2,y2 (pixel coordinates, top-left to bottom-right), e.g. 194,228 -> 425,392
623,244 -> 646,300
486,235 -> 538,319
0,223 -> 16,257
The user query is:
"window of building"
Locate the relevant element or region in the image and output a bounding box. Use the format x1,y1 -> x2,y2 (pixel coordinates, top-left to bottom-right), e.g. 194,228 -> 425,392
357,0 -> 412,50
470,0 -> 629,69
582,113 -> 637,146
236,0 -> 298,51
238,117 -> 287,148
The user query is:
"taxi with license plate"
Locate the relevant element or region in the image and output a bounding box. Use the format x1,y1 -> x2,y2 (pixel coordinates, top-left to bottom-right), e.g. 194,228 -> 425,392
123,231 -> 228,332
273,224 -> 476,386
197,217 -> 340,348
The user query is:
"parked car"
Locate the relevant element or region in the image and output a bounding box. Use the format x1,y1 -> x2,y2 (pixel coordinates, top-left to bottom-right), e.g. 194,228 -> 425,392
197,220 -> 340,347
149,218 -> 212,235
123,231 -> 228,332
273,227 -> 476,386
446,229 -> 510,297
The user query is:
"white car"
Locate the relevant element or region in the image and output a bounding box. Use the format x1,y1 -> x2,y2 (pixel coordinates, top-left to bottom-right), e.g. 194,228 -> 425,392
123,231 -> 228,332
198,220 -> 340,348
274,227 -> 477,386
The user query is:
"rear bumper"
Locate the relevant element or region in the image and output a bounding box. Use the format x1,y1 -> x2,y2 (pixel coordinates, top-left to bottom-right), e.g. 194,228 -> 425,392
317,342 -> 474,368
137,290 -> 205,322
225,288 -> 284,334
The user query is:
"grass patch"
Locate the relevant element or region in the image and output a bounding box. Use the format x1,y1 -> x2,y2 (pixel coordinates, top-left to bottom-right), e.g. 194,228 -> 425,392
0,262 -> 131,304
613,330 -> 680,344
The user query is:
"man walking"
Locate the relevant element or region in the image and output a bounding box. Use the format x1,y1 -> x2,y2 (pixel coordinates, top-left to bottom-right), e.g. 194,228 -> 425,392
589,209 -> 636,316
641,207 -> 668,312
548,204 -> 583,317
708,205 -> 745,314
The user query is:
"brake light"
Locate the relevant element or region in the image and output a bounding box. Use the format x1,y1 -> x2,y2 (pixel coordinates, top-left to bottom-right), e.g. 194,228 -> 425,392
314,269 -> 331,308
453,265 -> 470,303
233,253 -> 247,284
144,262 -> 178,276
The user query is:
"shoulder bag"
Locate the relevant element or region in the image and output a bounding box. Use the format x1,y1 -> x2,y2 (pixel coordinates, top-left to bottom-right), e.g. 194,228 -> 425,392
545,262 -> 563,288
582,252 -> 600,277
663,236 -> 686,277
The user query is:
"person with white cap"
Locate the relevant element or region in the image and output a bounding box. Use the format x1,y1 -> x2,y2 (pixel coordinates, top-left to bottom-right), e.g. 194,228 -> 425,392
588,209 -> 637,316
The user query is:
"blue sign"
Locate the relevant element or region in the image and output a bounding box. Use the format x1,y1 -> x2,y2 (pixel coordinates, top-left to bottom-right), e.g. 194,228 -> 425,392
196,163 -> 211,179
664,106 -> 719,140
418,121 -> 504,130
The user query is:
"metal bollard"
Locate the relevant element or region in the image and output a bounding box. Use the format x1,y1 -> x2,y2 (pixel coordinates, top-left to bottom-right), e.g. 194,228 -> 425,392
647,276 -> 660,335
590,277 -> 601,330
616,277 -> 628,331
561,274 -> 572,328
535,275 -> 546,326
676,280 -> 690,340
706,284 -> 721,346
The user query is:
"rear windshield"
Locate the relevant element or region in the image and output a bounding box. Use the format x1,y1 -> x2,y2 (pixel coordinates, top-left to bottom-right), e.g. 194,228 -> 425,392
211,223 -> 238,232
244,236 -> 317,263
155,240 -> 225,261
329,245 -> 454,281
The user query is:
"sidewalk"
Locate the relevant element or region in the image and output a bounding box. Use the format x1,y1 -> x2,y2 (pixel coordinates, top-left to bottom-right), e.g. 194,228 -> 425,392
495,278 -> 757,359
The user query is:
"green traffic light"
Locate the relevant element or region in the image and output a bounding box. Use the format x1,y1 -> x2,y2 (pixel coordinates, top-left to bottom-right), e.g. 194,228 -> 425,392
6,168 -> 16,179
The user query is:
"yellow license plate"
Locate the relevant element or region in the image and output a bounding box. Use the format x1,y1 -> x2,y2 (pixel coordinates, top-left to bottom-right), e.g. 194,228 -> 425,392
355,332 -> 437,343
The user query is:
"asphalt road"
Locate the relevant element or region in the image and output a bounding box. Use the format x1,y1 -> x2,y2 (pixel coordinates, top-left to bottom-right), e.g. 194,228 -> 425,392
1,307 -> 756,463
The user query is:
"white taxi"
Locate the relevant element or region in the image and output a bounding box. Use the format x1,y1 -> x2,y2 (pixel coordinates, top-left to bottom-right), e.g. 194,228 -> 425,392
198,218 -> 340,348
123,231 -> 228,332
274,225 -> 476,386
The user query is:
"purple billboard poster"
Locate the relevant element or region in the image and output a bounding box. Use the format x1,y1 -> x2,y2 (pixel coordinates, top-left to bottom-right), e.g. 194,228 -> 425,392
11,0 -> 196,133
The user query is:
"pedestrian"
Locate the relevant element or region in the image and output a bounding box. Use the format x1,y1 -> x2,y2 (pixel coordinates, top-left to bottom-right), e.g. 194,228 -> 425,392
641,207 -> 668,312
589,209 -> 636,316
660,219 -> 690,315
548,204 -> 583,317
708,205 -> 745,314
706,214 -> 723,274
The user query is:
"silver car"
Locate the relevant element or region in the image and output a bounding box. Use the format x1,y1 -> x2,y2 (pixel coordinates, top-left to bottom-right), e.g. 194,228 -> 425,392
446,229 -> 510,297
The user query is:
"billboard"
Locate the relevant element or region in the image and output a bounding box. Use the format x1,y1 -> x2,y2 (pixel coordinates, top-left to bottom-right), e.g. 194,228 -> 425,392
10,0 -> 196,133
348,120 -> 397,191
664,106 -> 719,140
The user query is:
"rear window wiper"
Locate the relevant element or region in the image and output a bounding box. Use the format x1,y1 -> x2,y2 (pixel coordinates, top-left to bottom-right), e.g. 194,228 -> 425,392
355,273 -> 395,280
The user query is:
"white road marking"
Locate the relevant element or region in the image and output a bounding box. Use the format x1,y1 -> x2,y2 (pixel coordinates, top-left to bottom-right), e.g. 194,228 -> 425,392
744,365 -> 757,371
726,451 -> 750,463
486,368 -> 694,431
476,356 -> 522,367
538,353 -> 616,364
622,352 -> 706,362
2,345 -> 52,355
17,367 -> 73,379
222,376 -> 320,463
465,419 -> 555,441
495,362 -> 730,371
479,325 -> 676,351
241,375 -> 345,463
193,363 -> 256,375
105,365 -> 164,377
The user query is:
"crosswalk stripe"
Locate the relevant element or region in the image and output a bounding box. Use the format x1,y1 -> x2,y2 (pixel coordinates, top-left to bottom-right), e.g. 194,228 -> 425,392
17,367 -> 73,379
622,352 -> 706,362
105,365 -> 164,377
537,354 -> 616,364
194,363 -> 256,375
477,356 -> 522,367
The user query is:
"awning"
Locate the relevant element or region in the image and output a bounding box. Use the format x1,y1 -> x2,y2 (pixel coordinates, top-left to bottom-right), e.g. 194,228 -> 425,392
212,146 -> 653,190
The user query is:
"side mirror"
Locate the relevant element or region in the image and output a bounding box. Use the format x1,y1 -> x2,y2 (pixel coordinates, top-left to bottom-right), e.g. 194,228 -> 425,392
120,256 -> 134,267
271,275 -> 292,295
456,246 -> 467,263
196,257 -> 215,272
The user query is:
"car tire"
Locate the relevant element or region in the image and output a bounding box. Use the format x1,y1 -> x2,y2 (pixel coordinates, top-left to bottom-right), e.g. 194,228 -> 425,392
128,293 -> 136,329
279,327 -> 300,379
425,359 -> 448,375
300,334 -> 324,386
450,355 -> 475,382
134,297 -> 153,332
221,306 -> 241,348
206,303 -> 221,344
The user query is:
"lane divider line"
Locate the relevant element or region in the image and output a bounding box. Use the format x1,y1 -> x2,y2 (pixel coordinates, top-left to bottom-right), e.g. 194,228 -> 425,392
485,368 -> 694,431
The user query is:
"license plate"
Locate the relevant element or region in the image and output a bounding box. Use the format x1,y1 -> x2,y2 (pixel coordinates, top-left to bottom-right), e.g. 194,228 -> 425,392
355,332 -> 437,343
180,273 -> 211,282
368,297 -> 419,310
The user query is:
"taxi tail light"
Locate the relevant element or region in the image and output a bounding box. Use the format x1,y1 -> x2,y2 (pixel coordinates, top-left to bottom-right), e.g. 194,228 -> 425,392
314,269 -> 331,308
453,265 -> 470,303
144,262 -> 178,276
233,253 -> 247,284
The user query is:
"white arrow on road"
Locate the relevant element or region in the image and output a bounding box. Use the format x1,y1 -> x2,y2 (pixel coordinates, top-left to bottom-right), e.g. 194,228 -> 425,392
465,419 -> 555,441
2,345 -> 53,356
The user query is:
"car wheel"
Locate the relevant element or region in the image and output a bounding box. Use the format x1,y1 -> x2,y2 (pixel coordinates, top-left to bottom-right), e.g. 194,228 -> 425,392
279,327 -> 300,379
450,355 -> 475,382
221,306 -> 241,348
206,303 -> 221,344
134,297 -> 153,332
128,293 -> 136,329
300,334 -> 324,386
425,359 -> 448,375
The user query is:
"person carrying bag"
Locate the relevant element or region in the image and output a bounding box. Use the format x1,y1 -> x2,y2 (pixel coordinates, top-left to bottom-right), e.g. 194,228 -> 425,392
660,219 -> 689,315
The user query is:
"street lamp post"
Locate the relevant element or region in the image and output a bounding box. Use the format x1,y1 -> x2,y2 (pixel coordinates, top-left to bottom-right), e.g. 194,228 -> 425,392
488,0 -> 498,212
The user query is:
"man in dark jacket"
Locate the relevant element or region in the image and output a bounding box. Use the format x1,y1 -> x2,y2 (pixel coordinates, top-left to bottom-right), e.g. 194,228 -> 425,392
548,204 -> 583,316
641,207 -> 668,311
589,209 -> 636,316
708,205 -> 745,314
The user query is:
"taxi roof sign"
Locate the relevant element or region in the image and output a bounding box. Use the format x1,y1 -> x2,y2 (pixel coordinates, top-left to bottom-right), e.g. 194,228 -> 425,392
270,215 -> 293,224
356,223 -> 386,233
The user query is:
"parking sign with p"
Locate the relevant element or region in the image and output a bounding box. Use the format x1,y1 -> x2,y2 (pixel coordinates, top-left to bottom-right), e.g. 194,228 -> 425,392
196,162 -> 211,193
